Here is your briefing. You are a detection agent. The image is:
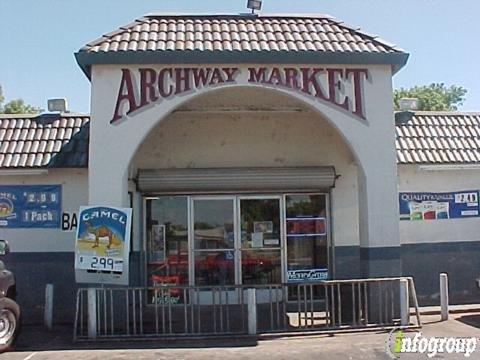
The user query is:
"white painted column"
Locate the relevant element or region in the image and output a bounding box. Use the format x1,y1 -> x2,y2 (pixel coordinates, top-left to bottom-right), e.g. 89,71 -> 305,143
88,154 -> 129,207
247,288 -> 257,335
400,279 -> 409,326
440,273 -> 449,321
357,149 -> 401,250
44,284 -> 54,330
357,159 -> 401,277
87,288 -> 97,338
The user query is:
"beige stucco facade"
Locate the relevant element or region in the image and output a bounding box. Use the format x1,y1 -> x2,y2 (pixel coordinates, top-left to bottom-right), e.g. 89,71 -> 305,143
132,87 -> 359,248
89,64 -> 400,258
398,165 -> 480,244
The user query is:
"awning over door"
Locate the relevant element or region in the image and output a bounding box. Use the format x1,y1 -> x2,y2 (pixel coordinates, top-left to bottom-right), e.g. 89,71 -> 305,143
137,167 -> 336,194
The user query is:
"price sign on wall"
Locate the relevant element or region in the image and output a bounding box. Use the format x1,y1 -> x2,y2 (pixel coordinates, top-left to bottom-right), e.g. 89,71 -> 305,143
399,190 -> 480,220
0,185 -> 61,228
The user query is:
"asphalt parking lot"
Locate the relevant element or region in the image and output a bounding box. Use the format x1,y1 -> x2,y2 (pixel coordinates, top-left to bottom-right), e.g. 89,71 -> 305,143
2,313 -> 480,359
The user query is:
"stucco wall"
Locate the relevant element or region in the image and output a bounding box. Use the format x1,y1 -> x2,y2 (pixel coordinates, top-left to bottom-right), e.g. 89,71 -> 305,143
398,164 -> 480,304
89,64 -> 400,260
131,88 -> 359,248
398,165 -> 480,244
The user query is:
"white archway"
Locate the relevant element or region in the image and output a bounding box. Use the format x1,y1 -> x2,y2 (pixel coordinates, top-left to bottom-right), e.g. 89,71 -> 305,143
89,77 -> 400,278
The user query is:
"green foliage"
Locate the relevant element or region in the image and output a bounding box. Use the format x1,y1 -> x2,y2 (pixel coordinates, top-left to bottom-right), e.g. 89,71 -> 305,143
0,84 -> 42,114
394,83 -> 467,111
0,85 -> 4,108
2,99 -> 42,114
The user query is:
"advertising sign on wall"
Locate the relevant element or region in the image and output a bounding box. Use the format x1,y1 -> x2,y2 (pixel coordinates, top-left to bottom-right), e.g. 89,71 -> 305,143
0,185 -> 61,228
75,206 -> 132,284
399,191 -> 480,221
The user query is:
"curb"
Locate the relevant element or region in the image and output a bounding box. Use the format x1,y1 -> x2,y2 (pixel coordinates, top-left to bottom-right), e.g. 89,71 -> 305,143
418,307 -> 480,316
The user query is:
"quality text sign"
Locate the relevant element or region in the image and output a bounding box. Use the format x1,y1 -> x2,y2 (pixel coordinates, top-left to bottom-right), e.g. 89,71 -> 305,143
399,190 -> 479,220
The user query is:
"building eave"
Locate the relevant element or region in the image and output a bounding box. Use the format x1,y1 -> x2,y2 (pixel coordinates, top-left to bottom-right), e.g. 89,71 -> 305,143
75,50 -> 409,80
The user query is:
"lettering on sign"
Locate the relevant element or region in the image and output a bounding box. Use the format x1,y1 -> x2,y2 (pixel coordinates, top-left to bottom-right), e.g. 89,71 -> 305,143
111,67 -> 369,124
62,212 -> 78,231
287,269 -> 328,282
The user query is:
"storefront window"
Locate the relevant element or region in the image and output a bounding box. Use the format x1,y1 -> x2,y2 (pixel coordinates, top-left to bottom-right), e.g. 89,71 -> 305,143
145,194 -> 329,291
146,196 -> 189,303
285,194 -> 328,282
240,198 -> 282,284
193,199 -> 235,285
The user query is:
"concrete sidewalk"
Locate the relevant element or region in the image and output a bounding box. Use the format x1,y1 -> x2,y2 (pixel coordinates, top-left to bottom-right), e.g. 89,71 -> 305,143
3,312 -> 480,359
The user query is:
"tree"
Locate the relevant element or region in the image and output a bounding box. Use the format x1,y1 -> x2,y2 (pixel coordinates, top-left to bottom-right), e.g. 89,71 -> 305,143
2,99 -> 42,114
0,85 -> 4,107
394,83 -> 467,111
0,85 -> 42,114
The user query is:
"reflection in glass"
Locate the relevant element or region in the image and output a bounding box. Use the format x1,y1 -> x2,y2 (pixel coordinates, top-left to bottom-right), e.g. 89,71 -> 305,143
195,251 -> 235,285
146,197 -> 189,304
194,199 -> 234,250
242,250 -> 281,284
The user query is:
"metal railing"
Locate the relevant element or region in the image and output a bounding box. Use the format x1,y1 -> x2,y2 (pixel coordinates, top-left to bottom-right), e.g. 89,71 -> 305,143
73,277 -> 421,340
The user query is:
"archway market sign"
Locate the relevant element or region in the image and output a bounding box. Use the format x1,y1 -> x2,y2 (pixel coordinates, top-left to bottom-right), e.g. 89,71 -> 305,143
111,67 -> 369,124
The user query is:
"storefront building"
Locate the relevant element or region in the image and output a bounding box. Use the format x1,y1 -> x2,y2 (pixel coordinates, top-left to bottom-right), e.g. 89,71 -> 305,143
396,111 -> 480,304
2,13 -> 478,323
75,13 -> 407,289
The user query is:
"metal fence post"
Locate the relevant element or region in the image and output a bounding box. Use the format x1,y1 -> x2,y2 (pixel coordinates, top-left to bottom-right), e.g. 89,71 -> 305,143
400,279 -> 409,326
247,288 -> 257,335
44,284 -> 54,330
87,288 -> 97,338
440,273 -> 449,321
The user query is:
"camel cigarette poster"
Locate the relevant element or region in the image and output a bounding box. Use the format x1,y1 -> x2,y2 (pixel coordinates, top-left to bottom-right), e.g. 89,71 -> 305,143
75,206 -> 132,273
399,191 -> 480,221
0,185 -> 61,228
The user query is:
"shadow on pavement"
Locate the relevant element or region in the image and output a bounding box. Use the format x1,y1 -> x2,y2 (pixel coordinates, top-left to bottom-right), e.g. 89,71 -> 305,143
12,325 -> 258,352
456,314 -> 480,329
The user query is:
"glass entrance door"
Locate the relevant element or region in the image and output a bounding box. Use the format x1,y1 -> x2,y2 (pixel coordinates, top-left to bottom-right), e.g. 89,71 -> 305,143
190,196 -> 283,286
239,197 -> 283,284
191,197 -> 236,286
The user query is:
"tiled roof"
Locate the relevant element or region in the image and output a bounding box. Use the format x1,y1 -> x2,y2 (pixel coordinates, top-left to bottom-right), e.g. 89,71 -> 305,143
81,14 -> 404,54
76,14 -> 408,78
396,112 -> 480,164
0,114 -> 89,169
3,111 -> 479,169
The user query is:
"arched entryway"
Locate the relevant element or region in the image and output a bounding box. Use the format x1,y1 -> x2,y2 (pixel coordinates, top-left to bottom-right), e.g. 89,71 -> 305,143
129,86 -> 360,289
88,80 -> 401,285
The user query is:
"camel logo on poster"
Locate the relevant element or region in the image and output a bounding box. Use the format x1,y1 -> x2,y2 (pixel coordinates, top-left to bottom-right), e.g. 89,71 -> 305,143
75,206 -> 132,273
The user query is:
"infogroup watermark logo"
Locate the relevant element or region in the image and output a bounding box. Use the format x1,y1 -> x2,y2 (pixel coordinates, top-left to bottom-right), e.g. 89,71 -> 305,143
386,329 -> 477,358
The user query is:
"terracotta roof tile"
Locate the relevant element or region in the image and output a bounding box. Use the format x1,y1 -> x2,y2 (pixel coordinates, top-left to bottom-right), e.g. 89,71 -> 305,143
396,112 -> 480,164
0,114 -> 89,169
79,14 -> 404,56
3,111 -> 479,169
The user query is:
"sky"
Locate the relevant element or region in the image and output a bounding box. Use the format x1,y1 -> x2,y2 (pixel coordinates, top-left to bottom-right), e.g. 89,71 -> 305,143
0,0 -> 479,113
